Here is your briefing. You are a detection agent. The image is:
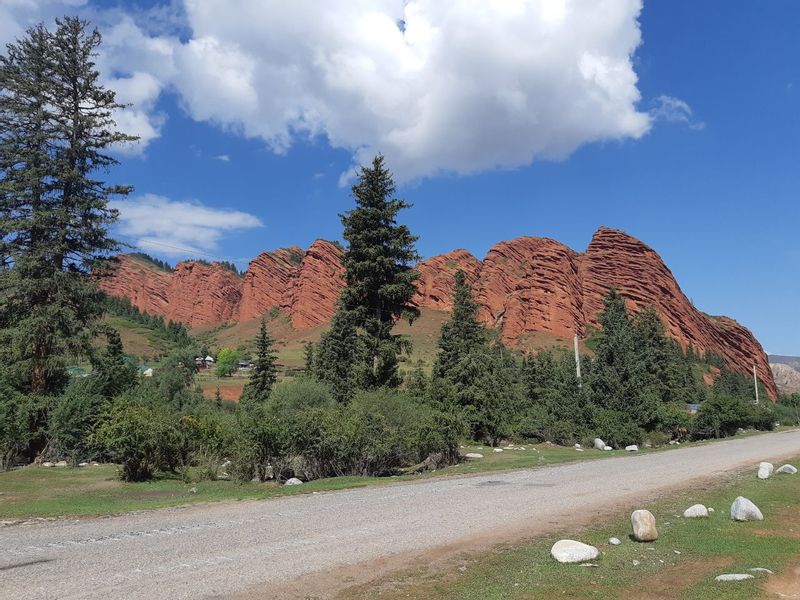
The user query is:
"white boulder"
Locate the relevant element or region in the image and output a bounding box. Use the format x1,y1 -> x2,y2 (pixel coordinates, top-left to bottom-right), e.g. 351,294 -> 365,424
550,540 -> 600,563
603,446 -> 613,451
493,448 -> 503,453
55,460 -> 67,467
715,574 -> 754,582
683,504 -> 709,518
757,462 -> 774,479
593,438 -> 606,450
730,496 -> 763,521
625,445 -> 639,452
464,453 -> 483,459
284,477 -> 303,486
631,509 -> 659,542
776,464 -> 797,475
608,537 -> 621,546
41,462 -> 54,468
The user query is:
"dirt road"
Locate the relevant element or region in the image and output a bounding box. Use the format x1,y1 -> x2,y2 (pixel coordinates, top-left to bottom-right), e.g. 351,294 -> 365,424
3,430 -> 800,600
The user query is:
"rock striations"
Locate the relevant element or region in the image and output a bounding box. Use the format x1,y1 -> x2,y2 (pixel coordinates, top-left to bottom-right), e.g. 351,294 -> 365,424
98,227 -> 777,400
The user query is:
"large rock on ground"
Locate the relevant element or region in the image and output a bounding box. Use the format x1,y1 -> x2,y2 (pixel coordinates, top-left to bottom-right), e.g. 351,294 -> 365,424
683,504 -> 709,518
550,540 -> 600,563
715,574 -> 754,582
631,509 -> 658,541
776,464 -> 797,474
757,462 -> 774,479
593,438 -> 607,450
730,496 -> 764,521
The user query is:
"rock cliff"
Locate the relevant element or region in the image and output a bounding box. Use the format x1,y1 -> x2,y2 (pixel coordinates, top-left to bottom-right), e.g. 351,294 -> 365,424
98,228 -> 777,399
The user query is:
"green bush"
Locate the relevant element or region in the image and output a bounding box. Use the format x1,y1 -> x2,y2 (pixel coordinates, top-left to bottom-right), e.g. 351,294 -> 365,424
774,397 -> 800,426
93,401 -> 181,481
48,381 -> 108,465
267,377 -> 335,418
591,409 -> 643,447
179,412 -> 238,480
0,390 -> 35,470
692,395 -> 770,439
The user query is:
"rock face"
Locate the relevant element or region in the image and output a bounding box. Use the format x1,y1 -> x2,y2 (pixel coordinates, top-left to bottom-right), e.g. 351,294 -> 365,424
770,362 -> 800,395
550,540 -> 600,563
631,509 -> 658,542
98,227 -> 777,399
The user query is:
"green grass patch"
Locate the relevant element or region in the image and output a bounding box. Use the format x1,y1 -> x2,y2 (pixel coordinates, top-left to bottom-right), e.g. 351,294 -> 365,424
0,443 -> 610,520
339,459 -> 800,600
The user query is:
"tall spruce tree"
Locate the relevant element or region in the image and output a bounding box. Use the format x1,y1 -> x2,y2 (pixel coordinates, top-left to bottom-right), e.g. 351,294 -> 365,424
0,17 -> 136,394
434,270 -> 485,379
313,308 -> 360,403
241,318 -> 278,405
338,155 -> 419,388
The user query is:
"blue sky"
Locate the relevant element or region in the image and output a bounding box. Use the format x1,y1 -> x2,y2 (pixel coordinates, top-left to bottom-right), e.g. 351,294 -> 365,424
3,1 -> 798,354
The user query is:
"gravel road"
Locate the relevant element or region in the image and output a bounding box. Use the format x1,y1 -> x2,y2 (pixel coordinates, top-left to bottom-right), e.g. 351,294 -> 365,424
3,430 -> 800,600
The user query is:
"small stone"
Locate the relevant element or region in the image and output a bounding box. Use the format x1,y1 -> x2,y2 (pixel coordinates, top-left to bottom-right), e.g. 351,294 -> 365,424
730,496 -> 763,521
776,464 -> 797,475
493,448 -> 503,453
42,462 -> 54,468
669,440 -> 678,445
608,537 -> 621,545
574,443 -> 582,449
603,446 -> 613,451
55,461 -> 67,467
458,565 -> 467,573
550,540 -> 600,564
632,560 -> 640,566
715,574 -> 754,582
580,563 -> 599,568
683,504 -> 709,518
593,438 -> 606,450
284,477 -> 303,486
464,453 -> 484,459
576,448 -> 584,452
631,509 -> 658,542
757,462 -> 774,479
674,550 -> 681,555
625,445 -> 639,452
749,568 -> 774,574
708,507 -> 715,513
78,462 -> 88,467
189,487 -> 197,494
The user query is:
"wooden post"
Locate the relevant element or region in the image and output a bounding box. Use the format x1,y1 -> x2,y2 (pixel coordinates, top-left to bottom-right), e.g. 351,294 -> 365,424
574,333 -> 582,389
753,364 -> 759,405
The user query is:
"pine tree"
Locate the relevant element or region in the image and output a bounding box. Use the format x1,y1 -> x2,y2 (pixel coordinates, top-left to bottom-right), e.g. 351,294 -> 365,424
338,155 -> 419,388
434,270 -> 485,379
0,18 -> 136,394
241,318 -> 278,405
303,341 -> 315,373
313,308 -> 361,403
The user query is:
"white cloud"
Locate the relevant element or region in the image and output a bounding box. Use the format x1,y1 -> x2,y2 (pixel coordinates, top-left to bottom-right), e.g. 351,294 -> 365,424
110,194 -> 263,259
215,154 -> 231,162
4,1 -> 665,180
650,95 -> 705,130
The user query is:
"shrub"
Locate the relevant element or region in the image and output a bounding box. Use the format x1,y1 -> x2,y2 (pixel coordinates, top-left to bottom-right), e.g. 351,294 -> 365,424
0,391 -> 35,470
93,401 -> 180,481
48,381 -> 108,465
267,378 -> 335,419
692,395 -> 758,439
655,402 -> 693,440
179,412 -> 238,480
591,409 -> 643,447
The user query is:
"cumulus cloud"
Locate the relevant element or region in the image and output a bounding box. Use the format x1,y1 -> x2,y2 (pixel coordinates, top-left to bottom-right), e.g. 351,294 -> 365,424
650,95 -> 705,130
4,1 -> 701,181
110,194 -> 263,259
215,154 -> 231,162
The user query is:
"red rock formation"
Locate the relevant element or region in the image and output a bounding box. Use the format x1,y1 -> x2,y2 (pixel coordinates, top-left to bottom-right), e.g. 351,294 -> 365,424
237,247 -> 302,321
289,240 -> 345,329
413,249 -> 481,311
99,228 -> 777,399
476,238 -> 584,341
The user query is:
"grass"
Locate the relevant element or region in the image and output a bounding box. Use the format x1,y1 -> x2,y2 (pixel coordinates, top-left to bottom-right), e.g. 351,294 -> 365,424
338,458 -> 800,600
0,443 -> 609,520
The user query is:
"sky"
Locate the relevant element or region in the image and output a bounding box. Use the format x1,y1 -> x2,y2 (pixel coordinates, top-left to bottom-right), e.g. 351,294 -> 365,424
2,1 -> 798,354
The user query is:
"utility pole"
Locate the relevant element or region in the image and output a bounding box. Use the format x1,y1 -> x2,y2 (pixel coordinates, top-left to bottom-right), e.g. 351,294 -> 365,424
753,364 -> 760,405
574,333 -> 582,389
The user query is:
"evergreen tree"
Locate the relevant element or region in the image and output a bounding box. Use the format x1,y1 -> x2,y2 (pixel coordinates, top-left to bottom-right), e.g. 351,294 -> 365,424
303,341 -> 315,373
241,318 -> 278,404
338,155 -> 419,388
0,18 -> 136,394
89,328 -> 136,398
434,270 -> 485,379
313,308 -> 361,403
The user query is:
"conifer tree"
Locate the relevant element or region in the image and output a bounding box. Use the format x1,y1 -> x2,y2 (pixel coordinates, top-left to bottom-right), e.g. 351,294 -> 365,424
0,17 -> 136,394
241,318 -> 278,405
303,341 -> 315,373
338,155 -> 419,388
313,308 -> 360,403
434,270 -> 485,379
